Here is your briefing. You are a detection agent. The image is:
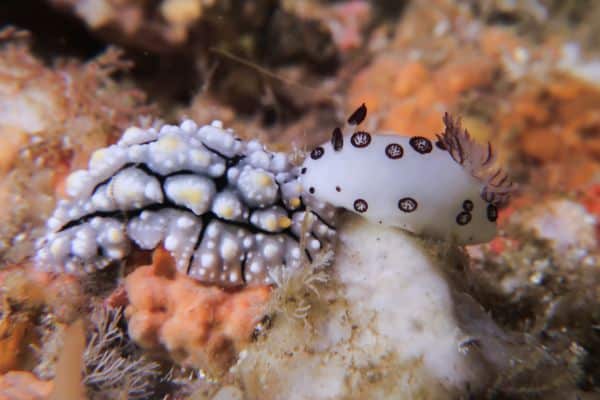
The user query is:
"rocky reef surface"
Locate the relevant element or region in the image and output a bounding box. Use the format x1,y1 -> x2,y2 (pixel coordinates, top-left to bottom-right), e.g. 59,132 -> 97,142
1,1 -> 600,399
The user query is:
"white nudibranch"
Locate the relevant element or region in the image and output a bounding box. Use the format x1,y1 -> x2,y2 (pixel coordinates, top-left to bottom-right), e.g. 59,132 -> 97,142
300,105 -> 514,245
36,120 -> 337,287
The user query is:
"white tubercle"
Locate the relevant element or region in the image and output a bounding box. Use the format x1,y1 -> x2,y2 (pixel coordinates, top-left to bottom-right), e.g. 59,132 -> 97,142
212,191 -> 245,221
164,175 -> 215,215
118,126 -> 158,146
237,167 -> 279,207
110,168 -> 163,209
65,170 -> 93,198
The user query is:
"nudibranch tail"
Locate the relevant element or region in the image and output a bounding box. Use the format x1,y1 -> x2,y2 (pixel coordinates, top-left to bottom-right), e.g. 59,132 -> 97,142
436,112 -> 514,207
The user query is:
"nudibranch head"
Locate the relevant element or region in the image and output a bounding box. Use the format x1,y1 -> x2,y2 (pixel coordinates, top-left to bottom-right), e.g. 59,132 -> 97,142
300,105 -> 513,245
36,120 -> 337,287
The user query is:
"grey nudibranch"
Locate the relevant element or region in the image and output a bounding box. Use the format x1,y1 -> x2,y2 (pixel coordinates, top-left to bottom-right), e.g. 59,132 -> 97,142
35,120 -> 337,287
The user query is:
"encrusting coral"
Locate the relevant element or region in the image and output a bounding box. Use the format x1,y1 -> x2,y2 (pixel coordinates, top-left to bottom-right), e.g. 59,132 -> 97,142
0,264 -> 85,376
0,311 -> 30,375
124,247 -> 272,374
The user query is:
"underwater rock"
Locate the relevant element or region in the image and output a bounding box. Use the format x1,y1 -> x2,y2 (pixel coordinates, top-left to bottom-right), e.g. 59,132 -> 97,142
516,199 -> 597,254
47,0 -> 334,56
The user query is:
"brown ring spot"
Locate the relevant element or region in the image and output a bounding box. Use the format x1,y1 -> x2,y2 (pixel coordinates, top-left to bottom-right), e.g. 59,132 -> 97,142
409,136 -> 433,154
456,211 -> 472,226
353,198 -> 368,213
351,131 -> 371,148
487,204 -> 498,222
462,200 -> 474,212
385,143 -> 404,159
398,197 -> 418,213
310,147 -> 324,159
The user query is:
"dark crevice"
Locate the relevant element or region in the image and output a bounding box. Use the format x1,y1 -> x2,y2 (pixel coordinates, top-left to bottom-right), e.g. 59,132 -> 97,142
186,212 -> 212,274
1,0 -> 106,62
59,202 -> 299,241
304,248 -> 313,263
240,253 -> 248,284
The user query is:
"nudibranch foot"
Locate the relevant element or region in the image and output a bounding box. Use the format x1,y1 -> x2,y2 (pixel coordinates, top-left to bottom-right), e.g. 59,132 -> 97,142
36,120 -> 338,288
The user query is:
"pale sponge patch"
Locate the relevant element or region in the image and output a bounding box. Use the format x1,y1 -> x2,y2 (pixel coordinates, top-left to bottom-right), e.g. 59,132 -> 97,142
232,215 -> 490,399
334,215 -> 479,389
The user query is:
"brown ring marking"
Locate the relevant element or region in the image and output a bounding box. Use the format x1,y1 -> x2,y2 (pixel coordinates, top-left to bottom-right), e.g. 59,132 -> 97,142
409,136 -> 433,154
310,146 -> 324,160
456,211 -> 472,226
398,197 -> 418,213
385,143 -> 404,159
353,198 -> 368,213
351,131 -> 371,148
462,200 -> 474,212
